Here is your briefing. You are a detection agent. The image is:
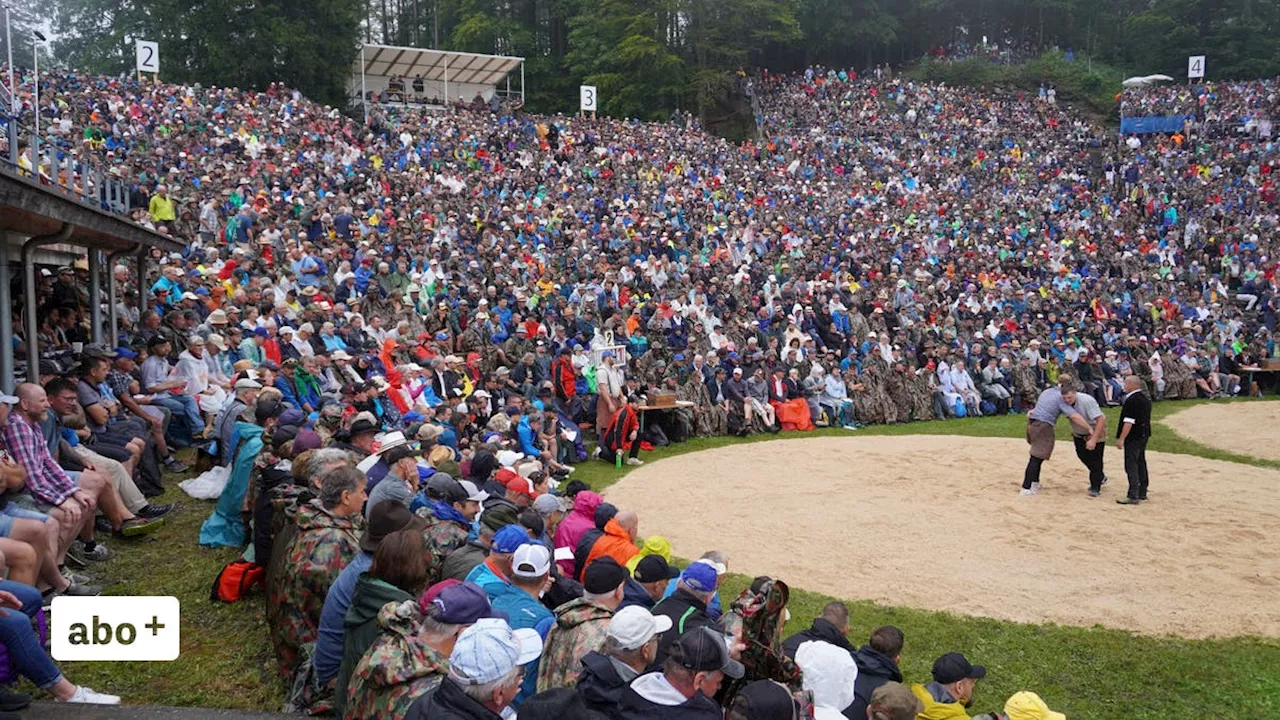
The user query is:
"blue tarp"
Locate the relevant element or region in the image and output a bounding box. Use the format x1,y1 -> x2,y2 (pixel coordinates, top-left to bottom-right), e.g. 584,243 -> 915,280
1120,115 -> 1191,135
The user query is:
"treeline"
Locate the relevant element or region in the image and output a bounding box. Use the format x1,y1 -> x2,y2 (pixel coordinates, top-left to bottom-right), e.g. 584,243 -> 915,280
49,0 -> 1280,121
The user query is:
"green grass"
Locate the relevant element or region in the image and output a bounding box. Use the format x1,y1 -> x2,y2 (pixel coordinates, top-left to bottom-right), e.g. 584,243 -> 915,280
52,396 -> 1280,716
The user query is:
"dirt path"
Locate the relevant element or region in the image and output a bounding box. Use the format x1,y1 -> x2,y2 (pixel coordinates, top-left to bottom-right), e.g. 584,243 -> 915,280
1161,402 -> 1280,462
604,435 -> 1280,639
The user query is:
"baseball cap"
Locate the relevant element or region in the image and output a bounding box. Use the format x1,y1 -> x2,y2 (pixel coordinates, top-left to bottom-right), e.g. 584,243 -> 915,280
449,618 -> 543,685
532,494 -> 566,516
427,473 -> 462,502
607,606 -> 673,651
670,626 -> 744,679
457,479 -> 488,503
511,543 -> 552,578
504,473 -> 536,499
634,555 -> 680,583
931,652 -> 987,684
114,347 -> 139,360
867,681 -> 923,720
679,561 -> 719,593
582,557 -> 629,594
428,582 -> 503,625
491,525 -> 530,555
1004,691 -> 1066,720
731,680 -> 803,720
360,500 -> 426,553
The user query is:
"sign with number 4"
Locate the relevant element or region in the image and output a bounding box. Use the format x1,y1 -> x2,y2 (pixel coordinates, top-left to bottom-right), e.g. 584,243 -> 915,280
136,40 -> 160,74
1187,55 -> 1205,79
580,85 -> 597,112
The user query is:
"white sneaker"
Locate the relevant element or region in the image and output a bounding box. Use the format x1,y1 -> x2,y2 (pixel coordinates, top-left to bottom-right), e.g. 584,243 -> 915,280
1030,482 -> 1041,494
561,465 -> 575,474
625,457 -> 644,466
1019,488 -> 1035,496
591,446 -> 601,459
843,424 -> 859,430
64,686 -> 121,705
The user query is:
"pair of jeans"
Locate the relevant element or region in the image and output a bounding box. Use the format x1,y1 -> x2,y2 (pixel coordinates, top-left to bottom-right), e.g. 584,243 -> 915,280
1072,435 -> 1107,492
0,580 -> 61,689
150,394 -> 203,434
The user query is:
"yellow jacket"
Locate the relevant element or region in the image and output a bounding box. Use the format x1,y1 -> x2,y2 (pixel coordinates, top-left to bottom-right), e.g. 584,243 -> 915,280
149,194 -> 176,221
910,683 -> 972,720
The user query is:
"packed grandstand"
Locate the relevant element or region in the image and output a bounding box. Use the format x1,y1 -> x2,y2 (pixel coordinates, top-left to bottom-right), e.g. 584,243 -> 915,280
0,59 -> 1275,718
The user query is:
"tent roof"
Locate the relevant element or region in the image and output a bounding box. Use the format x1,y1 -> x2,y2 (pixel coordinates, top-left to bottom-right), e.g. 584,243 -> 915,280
357,44 -> 523,88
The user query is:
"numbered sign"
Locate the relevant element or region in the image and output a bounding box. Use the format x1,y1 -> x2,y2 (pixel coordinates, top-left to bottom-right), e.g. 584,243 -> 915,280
136,40 -> 160,74
1187,55 -> 1205,79
580,85 -> 597,112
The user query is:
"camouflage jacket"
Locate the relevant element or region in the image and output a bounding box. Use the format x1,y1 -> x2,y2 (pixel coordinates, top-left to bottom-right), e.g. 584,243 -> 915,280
416,505 -> 469,583
344,601 -> 448,720
535,598 -> 614,692
270,499 -> 364,683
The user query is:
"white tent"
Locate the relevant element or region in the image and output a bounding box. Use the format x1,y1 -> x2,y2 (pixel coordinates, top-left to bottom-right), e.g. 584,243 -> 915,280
1122,74 -> 1176,89
351,44 -> 524,118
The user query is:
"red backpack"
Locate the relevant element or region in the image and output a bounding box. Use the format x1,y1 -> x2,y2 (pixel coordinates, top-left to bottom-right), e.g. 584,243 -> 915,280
210,560 -> 266,603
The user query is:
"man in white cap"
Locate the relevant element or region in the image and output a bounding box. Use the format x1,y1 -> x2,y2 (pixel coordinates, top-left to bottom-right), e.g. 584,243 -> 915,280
576,606 -> 672,717
489,543 -> 555,704
404,617 -> 543,719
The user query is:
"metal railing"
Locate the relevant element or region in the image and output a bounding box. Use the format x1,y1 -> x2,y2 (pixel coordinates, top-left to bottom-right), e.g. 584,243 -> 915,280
3,114 -> 132,215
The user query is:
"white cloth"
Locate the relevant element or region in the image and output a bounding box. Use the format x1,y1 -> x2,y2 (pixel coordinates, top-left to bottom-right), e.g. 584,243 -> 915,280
796,641 -> 858,719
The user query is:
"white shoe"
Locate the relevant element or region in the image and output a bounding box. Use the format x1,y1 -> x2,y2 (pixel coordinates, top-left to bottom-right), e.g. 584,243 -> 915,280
64,686 -> 121,705
561,465 -> 575,474
843,424 -> 859,430
1030,482 -> 1041,494
625,457 -> 644,466
591,446 -> 601,459
1020,488 -> 1035,496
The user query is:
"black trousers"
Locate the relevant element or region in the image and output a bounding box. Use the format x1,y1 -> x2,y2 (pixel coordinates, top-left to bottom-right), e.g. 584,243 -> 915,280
1123,436 -> 1150,500
1072,436 -> 1106,491
599,436 -> 640,463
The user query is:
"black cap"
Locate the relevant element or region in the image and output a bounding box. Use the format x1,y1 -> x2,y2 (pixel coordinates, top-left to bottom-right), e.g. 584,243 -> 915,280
931,652 -> 986,684
359,500 -> 424,553
514,687 -> 608,720
426,473 -> 461,502
582,557 -> 628,594
634,555 -> 679,583
730,680 -> 798,720
480,504 -> 519,533
671,626 -> 744,679
348,418 -> 378,436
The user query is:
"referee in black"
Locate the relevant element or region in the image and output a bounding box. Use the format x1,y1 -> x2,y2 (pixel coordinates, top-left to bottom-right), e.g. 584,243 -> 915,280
1116,375 -> 1152,505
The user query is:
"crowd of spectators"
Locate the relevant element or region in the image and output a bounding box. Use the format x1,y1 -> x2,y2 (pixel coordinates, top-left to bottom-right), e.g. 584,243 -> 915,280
0,59 -> 1275,717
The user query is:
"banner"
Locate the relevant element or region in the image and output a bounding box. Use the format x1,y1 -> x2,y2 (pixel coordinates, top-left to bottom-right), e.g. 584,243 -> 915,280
1119,115 -> 1191,135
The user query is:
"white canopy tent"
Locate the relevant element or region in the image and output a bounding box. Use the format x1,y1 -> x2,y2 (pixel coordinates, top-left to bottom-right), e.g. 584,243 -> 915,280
1122,74 -> 1176,89
352,44 -> 525,119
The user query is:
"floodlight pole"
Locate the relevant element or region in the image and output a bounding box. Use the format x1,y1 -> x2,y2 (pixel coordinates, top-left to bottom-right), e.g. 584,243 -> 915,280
360,44 -> 367,124
443,54 -> 448,105
520,61 -> 524,106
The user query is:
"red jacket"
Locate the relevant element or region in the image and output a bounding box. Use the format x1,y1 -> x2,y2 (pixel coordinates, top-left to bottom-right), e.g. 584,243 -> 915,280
551,356 -> 576,401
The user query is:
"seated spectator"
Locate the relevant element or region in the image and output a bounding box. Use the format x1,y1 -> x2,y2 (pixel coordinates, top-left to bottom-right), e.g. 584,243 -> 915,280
866,682 -> 924,720
332,527 -> 431,717
403,617 -> 544,720
489,543 -> 555,705
348,581 -> 506,718
440,504 -> 518,582
537,556 -> 628,691
313,501 -> 424,700
576,605 -> 671,717
270,465 -> 367,685
910,653 -> 987,720
795,640 -> 858,719
847,626 -> 906,720
419,477 -> 486,575
365,445 -> 422,512
621,554 -> 679,611
650,561 -> 720,667
555,490 -> 603,575
581,510 -> 640,575
1003,691 -> 1066,720
725,679 -> 809,720
616,626 -> 743,720
466,524 -> 528,599
781,601 -> 856,659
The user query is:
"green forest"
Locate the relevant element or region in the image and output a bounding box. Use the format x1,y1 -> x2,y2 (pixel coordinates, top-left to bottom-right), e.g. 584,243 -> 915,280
32,0 -> 1280,121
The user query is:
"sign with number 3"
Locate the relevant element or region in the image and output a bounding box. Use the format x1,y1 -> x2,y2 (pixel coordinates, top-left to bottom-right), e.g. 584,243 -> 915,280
580,85 -> 597,112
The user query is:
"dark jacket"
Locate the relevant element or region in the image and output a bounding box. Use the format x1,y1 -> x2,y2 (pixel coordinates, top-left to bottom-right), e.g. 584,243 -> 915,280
576,651 -> 635,719
781,617 -> 857,659
618,578 -> 656,611
616,672 -> 721,720
844,645 -> 904,720
405,676 -> 504,720
334,573 -> 413,717
650,588 -> 713,668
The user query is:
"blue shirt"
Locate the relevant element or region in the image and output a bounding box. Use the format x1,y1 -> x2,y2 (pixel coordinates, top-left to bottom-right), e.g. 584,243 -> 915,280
313,552 -> 373,684
489,583 -> 553,706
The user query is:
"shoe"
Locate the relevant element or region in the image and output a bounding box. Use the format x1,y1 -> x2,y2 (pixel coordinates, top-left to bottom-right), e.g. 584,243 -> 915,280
1139,495 -> 1148,502
61,568 -> 93,585
60,582 -> 102,597
137,503 -> 175,518
625,457 -> 644,466
591,446 -> 601,460
67,542 -> 112,564
1030,481 -> 1041,494
94,517 -> 112,533
116,516 -> 165,538
1101,475 -> 1109,486
1088,489 -> 1101,498
1019,488 -> 1035,496
163,457 -> 189,473
843,424 -> 859,430
1116,497 -> 1141,505
0,688 -> 30,711
561,465 -> 575,474
61,686 -> 120,705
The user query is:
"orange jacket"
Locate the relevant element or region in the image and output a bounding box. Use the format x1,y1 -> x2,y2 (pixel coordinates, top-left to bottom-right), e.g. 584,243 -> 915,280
581,518 -> 639,579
